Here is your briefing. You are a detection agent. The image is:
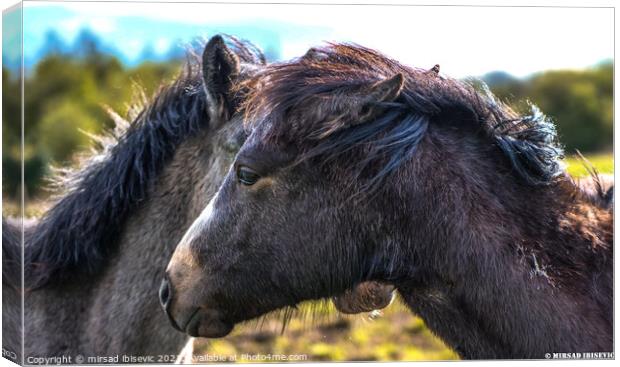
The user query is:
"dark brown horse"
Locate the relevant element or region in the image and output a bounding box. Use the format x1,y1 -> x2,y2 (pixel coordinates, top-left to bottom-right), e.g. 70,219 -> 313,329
162,44 -> 613,359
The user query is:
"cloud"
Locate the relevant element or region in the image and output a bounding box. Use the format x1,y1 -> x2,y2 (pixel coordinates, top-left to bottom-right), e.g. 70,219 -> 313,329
154,38 -> 172,55
89,17 -> 116,34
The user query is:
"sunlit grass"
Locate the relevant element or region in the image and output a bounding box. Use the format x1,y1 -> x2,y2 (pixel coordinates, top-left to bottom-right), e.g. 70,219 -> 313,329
194,297 -> 458,362
2,200 -> 48,218
563,152 -> 613,178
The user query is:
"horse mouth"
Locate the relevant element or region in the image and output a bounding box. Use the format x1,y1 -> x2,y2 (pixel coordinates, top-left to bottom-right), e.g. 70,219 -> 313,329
184,308 -> 234,338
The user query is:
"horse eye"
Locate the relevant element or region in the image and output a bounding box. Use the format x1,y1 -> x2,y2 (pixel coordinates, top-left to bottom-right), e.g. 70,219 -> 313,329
237,166 -> 261,186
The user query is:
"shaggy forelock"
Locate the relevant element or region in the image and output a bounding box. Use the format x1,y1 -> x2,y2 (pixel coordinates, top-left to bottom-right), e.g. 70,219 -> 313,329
240,43 -> 564,192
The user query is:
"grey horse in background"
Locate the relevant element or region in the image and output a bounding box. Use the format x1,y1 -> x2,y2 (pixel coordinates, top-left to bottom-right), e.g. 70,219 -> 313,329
2,36 -> 265,363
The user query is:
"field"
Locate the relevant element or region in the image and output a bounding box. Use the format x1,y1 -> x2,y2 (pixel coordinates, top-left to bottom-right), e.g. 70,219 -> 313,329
3,154 -> 612,362
193,299 -> 459,362
563,153 -> 614,178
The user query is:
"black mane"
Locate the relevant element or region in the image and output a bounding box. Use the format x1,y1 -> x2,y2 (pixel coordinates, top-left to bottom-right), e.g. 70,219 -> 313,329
243,44 -> 564,193
5,37 -> 264,289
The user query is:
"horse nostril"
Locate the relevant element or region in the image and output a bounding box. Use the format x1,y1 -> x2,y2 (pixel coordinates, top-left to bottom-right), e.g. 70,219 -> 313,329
159,276 -> 184,332
159,276 -> 172,309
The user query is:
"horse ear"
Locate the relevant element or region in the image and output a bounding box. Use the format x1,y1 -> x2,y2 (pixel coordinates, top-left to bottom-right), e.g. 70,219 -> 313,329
351,73 -> 405,126
316,73 -> 405,138
202,35 -> 241,124
367,73 -> 405,102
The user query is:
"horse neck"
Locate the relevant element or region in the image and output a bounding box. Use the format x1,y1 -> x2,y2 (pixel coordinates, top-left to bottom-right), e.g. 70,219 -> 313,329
385,150 -> 612,358
21,131 -> 217,357
71,132 -> 218,355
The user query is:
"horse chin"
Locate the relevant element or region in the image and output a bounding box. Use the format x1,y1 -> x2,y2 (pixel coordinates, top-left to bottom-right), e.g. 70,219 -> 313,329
185,308 -> 234,338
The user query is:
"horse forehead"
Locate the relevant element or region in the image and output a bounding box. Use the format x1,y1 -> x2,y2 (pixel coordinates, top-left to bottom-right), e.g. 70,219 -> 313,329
237,125 -> 293,168
244,117 -> 274,143
238,135 -> 278,161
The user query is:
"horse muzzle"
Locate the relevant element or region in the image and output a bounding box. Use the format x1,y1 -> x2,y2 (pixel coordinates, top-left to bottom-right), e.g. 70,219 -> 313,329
159,274 -> 233,338
161,242 -> 235,338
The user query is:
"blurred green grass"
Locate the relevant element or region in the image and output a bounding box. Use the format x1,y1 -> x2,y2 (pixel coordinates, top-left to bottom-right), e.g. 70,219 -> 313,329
194,299 -> 459,362
563,153 -> 613,178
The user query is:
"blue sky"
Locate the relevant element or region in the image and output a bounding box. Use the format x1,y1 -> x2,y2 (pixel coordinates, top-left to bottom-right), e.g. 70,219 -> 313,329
3,1 -> 615,78
2,3 -> 21,70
